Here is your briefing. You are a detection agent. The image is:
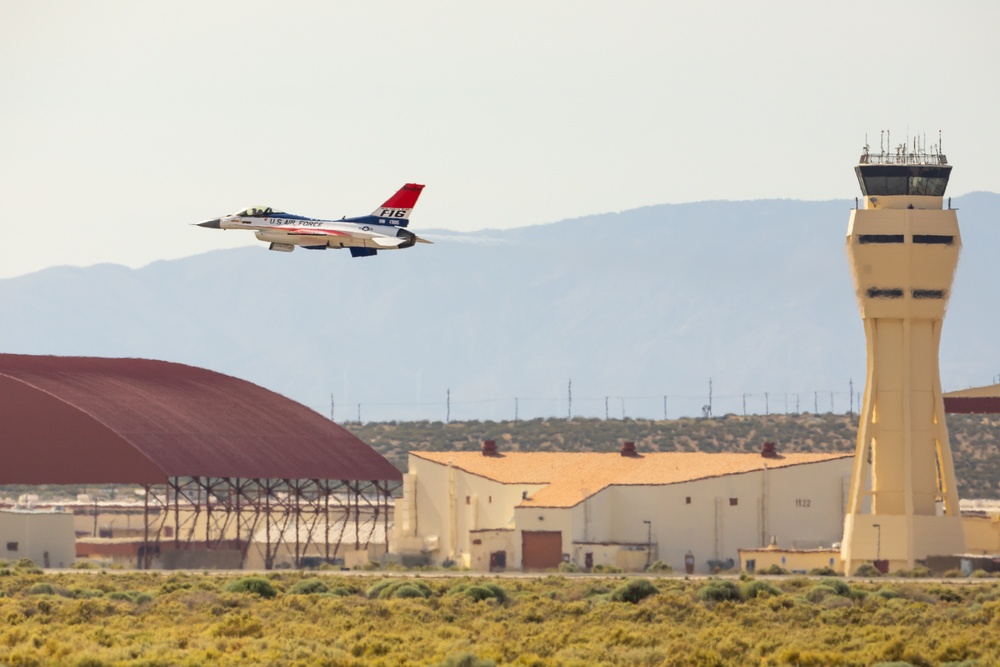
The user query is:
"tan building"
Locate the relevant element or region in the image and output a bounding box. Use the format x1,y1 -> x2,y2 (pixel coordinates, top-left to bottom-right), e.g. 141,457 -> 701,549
0,509 -> 75,568
395,442 -> 852,573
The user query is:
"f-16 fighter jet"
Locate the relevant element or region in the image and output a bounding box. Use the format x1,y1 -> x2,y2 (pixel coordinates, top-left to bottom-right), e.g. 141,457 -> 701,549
196,183 -> 429,257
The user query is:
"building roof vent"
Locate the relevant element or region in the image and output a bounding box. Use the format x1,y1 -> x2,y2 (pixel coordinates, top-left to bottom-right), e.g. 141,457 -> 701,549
482,439 -> 499,456
761,441 -> 779,458
620,441 -> 638,457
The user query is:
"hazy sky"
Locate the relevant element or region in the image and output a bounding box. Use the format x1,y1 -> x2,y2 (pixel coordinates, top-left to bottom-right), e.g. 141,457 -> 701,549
2,1 -> 998,278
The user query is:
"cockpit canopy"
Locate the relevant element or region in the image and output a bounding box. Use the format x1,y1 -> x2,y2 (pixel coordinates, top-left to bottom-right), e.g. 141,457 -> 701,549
236,206 -> 274,217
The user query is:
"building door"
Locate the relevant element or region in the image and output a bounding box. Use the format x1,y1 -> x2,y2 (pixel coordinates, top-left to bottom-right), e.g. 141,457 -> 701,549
489,550 -> 507,572
521,531 -> 563,570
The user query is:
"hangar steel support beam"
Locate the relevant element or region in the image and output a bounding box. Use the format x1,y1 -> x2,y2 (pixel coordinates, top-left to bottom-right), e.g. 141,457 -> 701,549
140,477 -> 399,570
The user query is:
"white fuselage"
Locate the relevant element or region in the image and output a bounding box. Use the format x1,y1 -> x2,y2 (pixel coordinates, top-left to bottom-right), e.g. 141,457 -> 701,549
219,214 -> 410,250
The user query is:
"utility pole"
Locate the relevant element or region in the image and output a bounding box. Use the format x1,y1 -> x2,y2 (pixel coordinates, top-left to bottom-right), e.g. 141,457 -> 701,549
446,388 -> 451,423
814,391 -> 818,414
330,394 -> 335,422
708,377 -> 713,418
643,520 -> 652,568
605,396 -> 609,420
742,393 -> 746,417
663,395 -> 668,420
765,392 -> 769,416
568,379 -> 572,419
515,397 -> 519,421
849,378 -> 854,418
620,397 -> 626,420
357,403 -> 361,424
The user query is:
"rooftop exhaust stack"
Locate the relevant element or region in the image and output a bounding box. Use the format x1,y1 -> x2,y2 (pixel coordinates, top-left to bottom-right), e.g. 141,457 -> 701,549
760,441 -> 779,458
481,440 -> 498,456
620,441 -> 637,457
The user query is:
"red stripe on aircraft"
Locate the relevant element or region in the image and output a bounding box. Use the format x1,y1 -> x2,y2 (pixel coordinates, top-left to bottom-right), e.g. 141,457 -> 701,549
283,228 -> 349,236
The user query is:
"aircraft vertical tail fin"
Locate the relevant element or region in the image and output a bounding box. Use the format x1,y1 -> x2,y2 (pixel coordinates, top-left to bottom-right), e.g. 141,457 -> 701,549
371,183 -> 425,227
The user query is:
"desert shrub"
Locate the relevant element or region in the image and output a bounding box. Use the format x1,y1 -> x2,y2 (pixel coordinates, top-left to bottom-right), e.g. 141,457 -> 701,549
222,577 -> 277,599
610,579 -> 658,603
875,587 -> 900,600
326,586 -> 353,597
71,561 -> 101,570
926,585 -> 963,603
390,583 -> 429,599
288,579 -> 329,595
742,580 -> 780,599
942,569 -> 963,578
592,564 -> 622,574
819,577 -> 851,597
697,580 -> 742,603
106,591 -> 136,602
367,579 -> 397,599
969,569 -> 990,578
889,566 -> 932,578
558,562 -> 581,573
450,583 -> 506,603
71,588 -> 104,599
760,564 -> 788,575
368,579 -> 432,600
647,560 -> 672,573
212,611 -> 264,638
808,566 -> 839,577
804,585 -> 839,603
26,582 -> 57,596
853,562 -> 881,578
433,653 -> 497,667
483,583 -> 508,603
445,583 -> 469,596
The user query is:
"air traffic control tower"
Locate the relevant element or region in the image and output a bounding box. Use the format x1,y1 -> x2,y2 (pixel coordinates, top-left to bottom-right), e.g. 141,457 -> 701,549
841,135 -> 965,574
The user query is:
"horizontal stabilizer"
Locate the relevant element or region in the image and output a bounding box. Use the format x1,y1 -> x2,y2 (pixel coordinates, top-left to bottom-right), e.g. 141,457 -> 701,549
371,236 -> 406,248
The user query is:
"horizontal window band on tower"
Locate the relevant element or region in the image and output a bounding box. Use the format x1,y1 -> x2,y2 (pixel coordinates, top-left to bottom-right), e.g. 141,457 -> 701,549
858,234 -> 904,244
912,234 -> 955,245
913,289 -> 946,299
866,287 -> 904,299
855,164 -> 951,197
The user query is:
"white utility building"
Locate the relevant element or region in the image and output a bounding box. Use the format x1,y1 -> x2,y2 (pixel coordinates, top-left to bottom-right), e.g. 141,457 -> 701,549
0,508 -> 75,568
395,441 -> 853,573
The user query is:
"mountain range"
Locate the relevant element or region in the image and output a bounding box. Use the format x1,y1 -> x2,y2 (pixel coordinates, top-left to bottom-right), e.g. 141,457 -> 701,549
1,193 -> 998,422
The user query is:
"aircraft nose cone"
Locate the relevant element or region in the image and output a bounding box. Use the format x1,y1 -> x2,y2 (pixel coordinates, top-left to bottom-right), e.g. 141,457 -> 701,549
197,218 -> 221,229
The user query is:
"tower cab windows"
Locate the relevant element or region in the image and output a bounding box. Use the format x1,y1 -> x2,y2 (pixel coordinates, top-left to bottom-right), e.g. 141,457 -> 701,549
855,165 -> 951,197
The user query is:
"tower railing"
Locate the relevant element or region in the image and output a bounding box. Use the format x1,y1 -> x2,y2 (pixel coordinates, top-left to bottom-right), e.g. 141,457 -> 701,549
859,148 -> 948,166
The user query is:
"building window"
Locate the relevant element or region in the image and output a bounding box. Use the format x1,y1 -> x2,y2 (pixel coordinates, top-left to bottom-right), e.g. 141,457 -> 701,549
465,496 -> 470,505
729,498 -> 738,506
685,496 -> 692,505
488,496 -> 492,504
6,542 -> 17,552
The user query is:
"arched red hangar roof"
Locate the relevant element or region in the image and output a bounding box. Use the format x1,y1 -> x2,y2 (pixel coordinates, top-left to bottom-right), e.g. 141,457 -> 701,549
0,354 -> 400,485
